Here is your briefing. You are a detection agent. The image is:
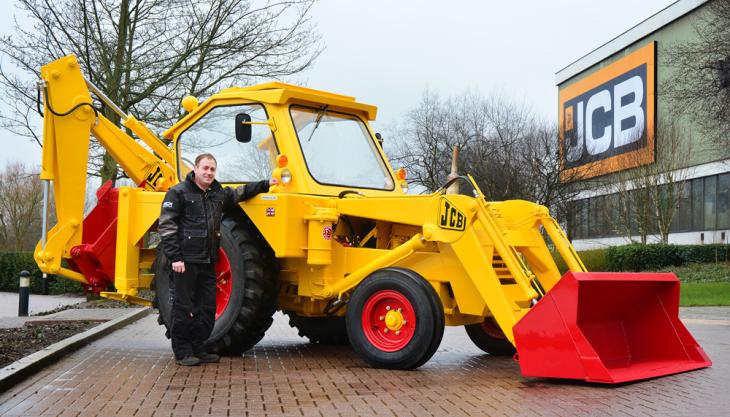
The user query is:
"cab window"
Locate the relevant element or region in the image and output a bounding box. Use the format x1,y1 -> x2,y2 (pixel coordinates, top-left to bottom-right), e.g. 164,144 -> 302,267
290,106 -> 393,190
177,104 -> 276,182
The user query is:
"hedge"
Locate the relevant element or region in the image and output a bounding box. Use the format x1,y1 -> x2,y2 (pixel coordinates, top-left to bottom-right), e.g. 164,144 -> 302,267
552,244 -> 730,273
553,248 -> 608,273
0,252 -> 84,295
605,244 -> 730,272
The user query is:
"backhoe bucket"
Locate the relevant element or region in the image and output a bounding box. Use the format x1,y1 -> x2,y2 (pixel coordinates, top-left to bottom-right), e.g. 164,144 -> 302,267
513,272 -> 711,384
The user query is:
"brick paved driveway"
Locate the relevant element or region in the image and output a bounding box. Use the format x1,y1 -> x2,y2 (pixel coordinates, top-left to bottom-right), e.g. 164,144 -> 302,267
1,310 -> 727,417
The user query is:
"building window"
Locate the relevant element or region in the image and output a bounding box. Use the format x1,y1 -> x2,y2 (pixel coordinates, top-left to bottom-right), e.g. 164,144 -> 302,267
692,178 -> 704,231
718,173 -> 730,229
671,181 -> 691,232
704,176 -> 717,230
569,172 -> 730,241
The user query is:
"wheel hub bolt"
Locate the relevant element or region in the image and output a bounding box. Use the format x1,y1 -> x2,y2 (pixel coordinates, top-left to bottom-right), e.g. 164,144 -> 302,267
386,305 -> 391,311
379,316 -> 384,321
395,330 -> 400,335
384,328 -> 389,333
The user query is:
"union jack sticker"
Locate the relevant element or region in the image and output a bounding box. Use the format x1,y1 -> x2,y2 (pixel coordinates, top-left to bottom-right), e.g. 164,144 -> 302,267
265,207 -> 275,217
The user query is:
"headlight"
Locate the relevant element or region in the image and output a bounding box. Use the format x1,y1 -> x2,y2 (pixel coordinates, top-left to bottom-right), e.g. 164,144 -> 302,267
281,168 -> 292,184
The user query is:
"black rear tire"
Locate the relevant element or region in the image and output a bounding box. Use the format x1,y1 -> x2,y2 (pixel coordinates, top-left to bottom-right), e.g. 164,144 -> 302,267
465,317 -> 516,356
346,268 -> 444,370
153,213 -> 278,354
285,312 -> 350,345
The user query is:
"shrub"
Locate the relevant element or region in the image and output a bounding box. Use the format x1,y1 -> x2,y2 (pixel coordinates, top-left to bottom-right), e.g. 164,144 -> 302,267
606,244 -> 730,272
0,252 -> 84,294
551,248 -> 607,273
656,262 -> 730,283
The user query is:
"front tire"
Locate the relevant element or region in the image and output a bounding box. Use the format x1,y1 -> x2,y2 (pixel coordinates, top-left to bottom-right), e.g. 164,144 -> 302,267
154,214 -> 278,354
346,268 -> 444,370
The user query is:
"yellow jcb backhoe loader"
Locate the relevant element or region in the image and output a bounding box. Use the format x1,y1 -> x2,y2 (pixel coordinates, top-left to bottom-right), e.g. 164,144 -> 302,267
33,55 -> 711,383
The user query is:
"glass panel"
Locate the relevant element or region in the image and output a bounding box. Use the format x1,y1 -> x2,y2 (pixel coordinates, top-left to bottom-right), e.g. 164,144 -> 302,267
595,196 -> 607,237
718,174 -> 730,229
593,197 -> 601,237
629,190 -> 639,236
290,106 -> 393,190
569,201 -> 579,239
692,178 -> 704,230
632,188 -> 654,235
575,199 -> 585,239
583,199 -> 590,238
615,192 -> 631,238
177,104 -> 276,183
704,176 -> 717,230
606,194 -> 617,237
581,199 -> 589,238
671,182 -> 691,232
647,187 -> 658,234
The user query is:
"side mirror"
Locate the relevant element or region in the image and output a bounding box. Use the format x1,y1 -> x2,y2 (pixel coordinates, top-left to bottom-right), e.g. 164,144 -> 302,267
375,132 -> 383,147
235,113 -> 252,143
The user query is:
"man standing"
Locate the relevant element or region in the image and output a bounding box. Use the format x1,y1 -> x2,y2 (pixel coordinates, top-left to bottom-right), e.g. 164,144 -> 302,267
158,153 -> 276,366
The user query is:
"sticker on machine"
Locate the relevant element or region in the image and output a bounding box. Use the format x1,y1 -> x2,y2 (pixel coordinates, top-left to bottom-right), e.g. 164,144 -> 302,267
438,197 -> 466,231
265,207 -> 275,217
322,225 -> 333,240
261,195 -> 278,200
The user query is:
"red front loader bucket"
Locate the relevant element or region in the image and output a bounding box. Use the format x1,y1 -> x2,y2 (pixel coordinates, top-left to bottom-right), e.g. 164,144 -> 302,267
513,272 -> 711,384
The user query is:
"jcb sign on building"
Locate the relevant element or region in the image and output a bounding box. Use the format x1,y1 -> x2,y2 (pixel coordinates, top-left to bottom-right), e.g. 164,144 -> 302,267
559,42 -> 655,181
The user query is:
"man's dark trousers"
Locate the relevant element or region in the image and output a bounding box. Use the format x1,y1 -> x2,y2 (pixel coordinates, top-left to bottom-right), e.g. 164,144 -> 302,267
169,263 -> 216,360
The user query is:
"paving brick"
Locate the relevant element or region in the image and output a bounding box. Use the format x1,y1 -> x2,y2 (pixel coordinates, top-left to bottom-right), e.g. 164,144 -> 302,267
1,311 -> 729,416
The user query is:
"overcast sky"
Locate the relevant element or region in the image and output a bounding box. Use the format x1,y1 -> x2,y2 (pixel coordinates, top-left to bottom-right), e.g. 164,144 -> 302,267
0,0 -> 676,170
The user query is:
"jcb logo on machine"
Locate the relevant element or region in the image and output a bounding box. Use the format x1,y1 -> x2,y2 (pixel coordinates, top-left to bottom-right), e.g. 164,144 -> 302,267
144,165 -> 163,191
438,198 -> 466,231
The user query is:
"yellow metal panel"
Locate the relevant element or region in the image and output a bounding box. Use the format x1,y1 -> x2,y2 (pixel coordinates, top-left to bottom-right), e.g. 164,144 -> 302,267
113,188 -> 164,292
242,193 -> 310,258
114,187 -> 141,293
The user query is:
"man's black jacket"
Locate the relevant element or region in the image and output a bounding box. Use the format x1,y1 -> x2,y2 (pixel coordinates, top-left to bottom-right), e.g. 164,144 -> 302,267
158,172 -> 269,264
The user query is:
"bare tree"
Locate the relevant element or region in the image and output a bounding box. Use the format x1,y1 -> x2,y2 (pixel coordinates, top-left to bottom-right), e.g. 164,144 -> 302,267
521,123 -> 589,221
390,90 -> 471,193
663,0 -> 730,149
610,117 -> 694,243
0,162 -> 43,251
0,0 -> 322,183
389,89 -> 583,218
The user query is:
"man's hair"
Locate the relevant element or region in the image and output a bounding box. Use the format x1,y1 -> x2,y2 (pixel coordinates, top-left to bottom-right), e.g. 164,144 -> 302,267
195,153 -> 217,166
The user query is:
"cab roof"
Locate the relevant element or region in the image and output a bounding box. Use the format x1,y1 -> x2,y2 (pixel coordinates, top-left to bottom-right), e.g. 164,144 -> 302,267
163,82 -> 378,140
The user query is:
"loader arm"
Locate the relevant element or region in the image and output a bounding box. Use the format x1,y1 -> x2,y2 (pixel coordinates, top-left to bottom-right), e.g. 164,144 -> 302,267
34,55 -> 176,304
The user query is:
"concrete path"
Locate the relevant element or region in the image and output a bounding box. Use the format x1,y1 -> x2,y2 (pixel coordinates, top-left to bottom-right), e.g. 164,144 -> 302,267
0,308 -> 727,416
0,292 -> 85,317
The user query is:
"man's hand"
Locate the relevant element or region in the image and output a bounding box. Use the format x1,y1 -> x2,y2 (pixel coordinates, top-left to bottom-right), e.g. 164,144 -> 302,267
172,261 -> 186,274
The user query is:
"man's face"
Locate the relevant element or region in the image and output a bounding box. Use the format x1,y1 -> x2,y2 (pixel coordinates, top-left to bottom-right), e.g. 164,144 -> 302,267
193,157 -> 217,189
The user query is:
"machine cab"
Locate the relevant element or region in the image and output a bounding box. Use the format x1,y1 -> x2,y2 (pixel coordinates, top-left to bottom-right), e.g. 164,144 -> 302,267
163,82 -> 405,197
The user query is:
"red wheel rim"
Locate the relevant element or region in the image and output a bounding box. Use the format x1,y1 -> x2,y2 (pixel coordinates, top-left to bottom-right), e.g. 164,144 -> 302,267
362,290 -> 416,352
480,317 -> 507,339
214,248 -> 232,320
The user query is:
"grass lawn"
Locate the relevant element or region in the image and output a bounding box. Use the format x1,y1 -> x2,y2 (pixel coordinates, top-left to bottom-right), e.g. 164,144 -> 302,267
652,262 -> 730,306
680,282 -> 730,306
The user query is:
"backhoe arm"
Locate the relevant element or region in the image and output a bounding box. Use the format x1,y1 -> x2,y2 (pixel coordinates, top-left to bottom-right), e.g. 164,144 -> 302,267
34,55 -> 176,300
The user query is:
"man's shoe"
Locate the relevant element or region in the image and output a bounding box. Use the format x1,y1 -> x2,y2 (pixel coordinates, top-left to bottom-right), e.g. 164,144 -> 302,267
176,356 -> 201,366
194,352 -> 220,364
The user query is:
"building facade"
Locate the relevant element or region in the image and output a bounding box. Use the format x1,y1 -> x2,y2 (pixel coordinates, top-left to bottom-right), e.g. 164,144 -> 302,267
557,0 -> 730,249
